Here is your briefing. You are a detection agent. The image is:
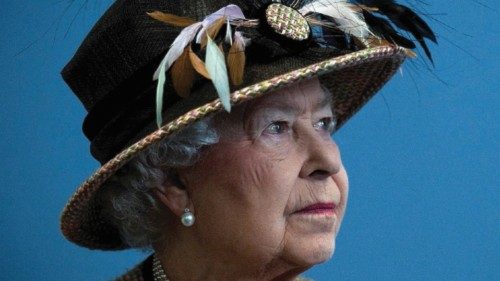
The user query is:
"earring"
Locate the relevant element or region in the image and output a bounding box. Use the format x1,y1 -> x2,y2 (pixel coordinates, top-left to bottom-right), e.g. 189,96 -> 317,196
181,208 -> 195,227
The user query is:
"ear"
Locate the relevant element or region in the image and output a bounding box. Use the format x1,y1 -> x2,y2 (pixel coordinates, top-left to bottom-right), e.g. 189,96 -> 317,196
154,175 -> 193,217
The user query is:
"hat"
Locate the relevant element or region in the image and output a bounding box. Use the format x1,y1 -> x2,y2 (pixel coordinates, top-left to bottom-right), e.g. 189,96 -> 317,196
60,0 -> 436,249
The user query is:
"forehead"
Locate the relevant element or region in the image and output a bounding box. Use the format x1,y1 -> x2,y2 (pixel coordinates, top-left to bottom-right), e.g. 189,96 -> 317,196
245,78 -> 332,114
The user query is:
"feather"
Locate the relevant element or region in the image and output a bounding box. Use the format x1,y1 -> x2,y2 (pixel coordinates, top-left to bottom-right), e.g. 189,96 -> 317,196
153,22 -> 202,80
358,0 -> 436,63
200,16 -> 227,48
155,58 -> 167,128
227,32 -> 246,86
404,48 -> 417,58
349,4 -> 378,12
147,11 -> 196,27
299,0 -> 372,38
225,19 -> 233,45
196,4 -> 246,44
206,36 -> 231,112
152,4 -> 246,126
154,22 -> 202,128
361,1 -> 436,42
188,46 -> 211,79
170,47 -> 196,98
362,10 -> 415,49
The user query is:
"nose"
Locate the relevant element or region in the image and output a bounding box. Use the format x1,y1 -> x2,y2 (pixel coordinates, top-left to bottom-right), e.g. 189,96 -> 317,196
299,133 -> 342,180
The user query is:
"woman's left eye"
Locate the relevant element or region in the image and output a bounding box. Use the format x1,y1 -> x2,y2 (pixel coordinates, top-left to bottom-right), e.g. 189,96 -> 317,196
264,121 -> 289,135
314,117 -> 335,133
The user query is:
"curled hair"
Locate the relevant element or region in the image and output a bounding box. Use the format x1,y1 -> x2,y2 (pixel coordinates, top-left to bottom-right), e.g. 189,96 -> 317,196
101,118 -> 219,248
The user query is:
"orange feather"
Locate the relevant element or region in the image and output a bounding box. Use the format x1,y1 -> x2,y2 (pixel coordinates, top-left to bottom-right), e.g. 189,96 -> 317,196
170,47 -> 196,98
227,37 -> 246,86
147,11 -> 196,27
200,17 -> 227,48
188,46 -> 211,79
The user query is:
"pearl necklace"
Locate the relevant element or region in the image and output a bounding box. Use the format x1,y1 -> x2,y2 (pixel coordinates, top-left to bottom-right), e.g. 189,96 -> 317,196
152,254 -> 170,281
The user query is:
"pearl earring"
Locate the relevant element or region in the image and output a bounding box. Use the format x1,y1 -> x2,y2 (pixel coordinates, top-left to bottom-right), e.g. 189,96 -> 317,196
181,208 -> 195,227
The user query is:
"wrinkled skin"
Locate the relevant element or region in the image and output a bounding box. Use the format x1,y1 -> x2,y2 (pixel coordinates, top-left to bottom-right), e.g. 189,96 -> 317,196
157,77 -> 349,281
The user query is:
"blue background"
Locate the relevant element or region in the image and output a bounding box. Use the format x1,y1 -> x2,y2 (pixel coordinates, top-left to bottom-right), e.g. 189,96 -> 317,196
1,1 -> 498,280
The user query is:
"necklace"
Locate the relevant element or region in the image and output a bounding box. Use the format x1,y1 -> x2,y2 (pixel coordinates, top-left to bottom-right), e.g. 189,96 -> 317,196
152,254 -> 170,281
152,254 -> 310,281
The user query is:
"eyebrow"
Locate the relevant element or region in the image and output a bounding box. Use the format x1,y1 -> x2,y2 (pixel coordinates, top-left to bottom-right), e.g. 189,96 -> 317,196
257,93 -> 334,116
241,85 -> 336,125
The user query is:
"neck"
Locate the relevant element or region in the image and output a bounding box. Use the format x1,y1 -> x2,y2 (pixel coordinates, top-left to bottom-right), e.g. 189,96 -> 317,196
153,228 -> 308,281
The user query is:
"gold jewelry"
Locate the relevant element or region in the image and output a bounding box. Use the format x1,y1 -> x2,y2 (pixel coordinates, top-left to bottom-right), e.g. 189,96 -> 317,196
152,253 -> 310,281
153,254 -> 170,281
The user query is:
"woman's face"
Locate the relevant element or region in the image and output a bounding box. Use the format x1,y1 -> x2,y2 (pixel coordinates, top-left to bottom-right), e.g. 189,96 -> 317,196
179,78 -> 348,271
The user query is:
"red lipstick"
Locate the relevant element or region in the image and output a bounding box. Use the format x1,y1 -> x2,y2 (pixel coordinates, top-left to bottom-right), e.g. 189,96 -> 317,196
295,203 -> 336,215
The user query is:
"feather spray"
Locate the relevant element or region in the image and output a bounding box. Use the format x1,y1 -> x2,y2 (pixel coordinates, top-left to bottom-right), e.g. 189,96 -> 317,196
200,16 -> 227,48
152,5 -> 247,126
361,10 -> 415,49
206,36 -> 231,112
299,0 -> 372,38
355,0 -> 436,63
153,22 -> 202,80
153,22 -> 202,127
196,5 -> 245,44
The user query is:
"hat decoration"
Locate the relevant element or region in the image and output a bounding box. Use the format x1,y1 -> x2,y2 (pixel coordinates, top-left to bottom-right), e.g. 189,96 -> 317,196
149,0 -> 436,128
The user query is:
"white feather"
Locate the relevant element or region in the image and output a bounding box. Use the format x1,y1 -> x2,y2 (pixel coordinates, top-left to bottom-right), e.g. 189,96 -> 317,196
155,59 -> 167,128
299,0 -> 372,38
233,31 -> 247,48
225,19 -> 233,45
206,36 -> 231,112
153,22 -> 202,80
196,4 -> 245,44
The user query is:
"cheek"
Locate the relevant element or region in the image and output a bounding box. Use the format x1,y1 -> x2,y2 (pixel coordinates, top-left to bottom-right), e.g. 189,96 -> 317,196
335,167 -> 349,205
333,166 -> 349,230
184,143 -> 298,259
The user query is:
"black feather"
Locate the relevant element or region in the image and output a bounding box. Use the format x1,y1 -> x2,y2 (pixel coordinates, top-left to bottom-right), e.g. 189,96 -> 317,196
413,32 -> 434,65
377,3 -> 436,43
356,0 -> 436,64
362,11 -> 416,49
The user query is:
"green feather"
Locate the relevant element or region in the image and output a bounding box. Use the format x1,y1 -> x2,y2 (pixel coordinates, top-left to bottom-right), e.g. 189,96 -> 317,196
205,36 -> 231,112
155,58 -> 168,128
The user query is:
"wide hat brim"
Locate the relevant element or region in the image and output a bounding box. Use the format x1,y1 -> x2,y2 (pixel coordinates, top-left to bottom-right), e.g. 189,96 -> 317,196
61,45 -> 408,250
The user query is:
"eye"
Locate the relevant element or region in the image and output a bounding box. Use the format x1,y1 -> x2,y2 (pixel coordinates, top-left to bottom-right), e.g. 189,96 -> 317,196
264,121 -> 289,135
313,117 -> 336,133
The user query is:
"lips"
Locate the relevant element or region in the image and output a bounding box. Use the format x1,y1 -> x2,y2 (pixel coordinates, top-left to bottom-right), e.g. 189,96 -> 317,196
294,202 -> 336,215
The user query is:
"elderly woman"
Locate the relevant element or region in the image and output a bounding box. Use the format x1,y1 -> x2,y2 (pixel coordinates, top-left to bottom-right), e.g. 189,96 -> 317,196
60,0 -> 436,280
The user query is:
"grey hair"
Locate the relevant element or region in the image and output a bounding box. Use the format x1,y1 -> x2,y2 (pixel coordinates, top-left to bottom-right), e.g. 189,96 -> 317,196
101,118 -> 219,248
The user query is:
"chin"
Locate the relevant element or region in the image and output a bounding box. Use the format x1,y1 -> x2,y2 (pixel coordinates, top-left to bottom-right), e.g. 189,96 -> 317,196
284,235 -> 336,267
308,239 -> 336,265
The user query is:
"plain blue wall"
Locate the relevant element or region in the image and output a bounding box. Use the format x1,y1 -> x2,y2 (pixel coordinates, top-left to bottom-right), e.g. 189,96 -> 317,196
1,1 -> 498,280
